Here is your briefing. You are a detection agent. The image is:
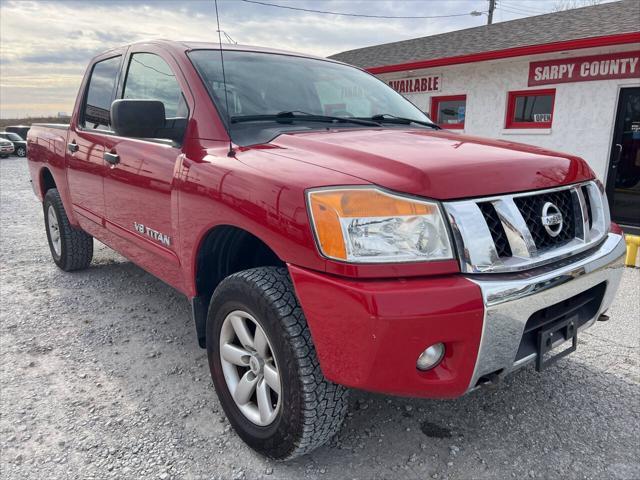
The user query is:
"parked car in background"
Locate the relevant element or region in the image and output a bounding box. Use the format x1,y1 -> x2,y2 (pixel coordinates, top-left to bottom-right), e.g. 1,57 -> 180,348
0,131 -> 27,157
5,125 -> 30,140
0,139 -> 15,158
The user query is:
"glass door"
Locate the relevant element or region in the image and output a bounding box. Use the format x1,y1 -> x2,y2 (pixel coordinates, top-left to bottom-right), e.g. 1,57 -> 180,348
606,87 -> 640,231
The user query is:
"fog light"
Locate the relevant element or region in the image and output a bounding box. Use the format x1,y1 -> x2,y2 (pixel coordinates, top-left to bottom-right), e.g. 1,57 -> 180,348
416,343 -> 445,371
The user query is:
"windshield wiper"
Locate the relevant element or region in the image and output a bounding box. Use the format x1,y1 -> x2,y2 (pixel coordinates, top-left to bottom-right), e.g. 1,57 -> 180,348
366,114 -> 440,129
231,111 -> 381,127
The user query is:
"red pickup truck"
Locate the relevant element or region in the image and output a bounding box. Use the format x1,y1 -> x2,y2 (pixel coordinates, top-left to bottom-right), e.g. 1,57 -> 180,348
27,40 -> 626,459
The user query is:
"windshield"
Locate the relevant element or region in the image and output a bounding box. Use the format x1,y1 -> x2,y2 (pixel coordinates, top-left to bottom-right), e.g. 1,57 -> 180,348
188,50 -> 431,143
1,132 -> 23,141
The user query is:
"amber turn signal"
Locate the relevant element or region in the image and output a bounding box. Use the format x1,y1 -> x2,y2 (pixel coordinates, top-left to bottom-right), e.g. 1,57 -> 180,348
307,187 -> 452,263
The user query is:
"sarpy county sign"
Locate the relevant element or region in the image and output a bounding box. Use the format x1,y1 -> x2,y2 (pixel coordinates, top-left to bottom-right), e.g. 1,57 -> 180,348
529,51 -> 640,86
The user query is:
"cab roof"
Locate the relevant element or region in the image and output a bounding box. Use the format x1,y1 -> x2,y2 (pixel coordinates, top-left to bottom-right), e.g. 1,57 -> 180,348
101,39 -> 334,64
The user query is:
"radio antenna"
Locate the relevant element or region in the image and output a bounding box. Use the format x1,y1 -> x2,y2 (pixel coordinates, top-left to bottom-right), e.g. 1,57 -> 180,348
215,0 -> 235,157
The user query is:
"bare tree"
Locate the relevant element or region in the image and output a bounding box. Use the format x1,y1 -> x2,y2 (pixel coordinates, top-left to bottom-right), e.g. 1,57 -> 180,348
552,0 -> 603,12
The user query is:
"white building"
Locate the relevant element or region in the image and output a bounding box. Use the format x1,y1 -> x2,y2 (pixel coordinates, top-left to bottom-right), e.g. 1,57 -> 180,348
331,0 -> 640,232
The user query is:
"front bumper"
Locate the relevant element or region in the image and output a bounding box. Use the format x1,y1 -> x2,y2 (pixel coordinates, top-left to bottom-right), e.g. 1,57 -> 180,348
289,232 -> 626,398
467,232 -> 625,389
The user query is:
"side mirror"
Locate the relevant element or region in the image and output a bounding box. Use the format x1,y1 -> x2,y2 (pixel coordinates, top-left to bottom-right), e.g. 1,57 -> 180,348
111,99 -> 165,138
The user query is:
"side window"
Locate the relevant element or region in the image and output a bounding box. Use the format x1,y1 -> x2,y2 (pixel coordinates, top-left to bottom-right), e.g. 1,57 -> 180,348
123,53 -> 187,118
83,56 -> 122,130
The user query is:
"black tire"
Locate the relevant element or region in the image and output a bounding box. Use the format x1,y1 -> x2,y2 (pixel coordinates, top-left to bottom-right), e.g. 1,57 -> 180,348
206,267 -> 348,460
43,188 -> 93,271
16,146 -> 26,157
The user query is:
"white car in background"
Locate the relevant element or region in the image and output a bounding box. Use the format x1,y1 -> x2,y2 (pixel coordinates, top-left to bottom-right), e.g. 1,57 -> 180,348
0,139 -> 15,158
0,131 -> 27,157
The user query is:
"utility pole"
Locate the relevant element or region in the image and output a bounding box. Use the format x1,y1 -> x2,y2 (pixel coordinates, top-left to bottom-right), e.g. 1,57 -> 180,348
487,0 -> 496,24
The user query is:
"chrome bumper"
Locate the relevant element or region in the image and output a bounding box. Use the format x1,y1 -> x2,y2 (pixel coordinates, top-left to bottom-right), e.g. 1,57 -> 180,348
466,232 -> 626,390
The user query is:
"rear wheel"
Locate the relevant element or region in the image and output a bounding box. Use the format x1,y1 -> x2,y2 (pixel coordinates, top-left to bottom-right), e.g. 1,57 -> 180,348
16,146 -> 26,157
43,189 -> 93,271
206,267 -> 348,459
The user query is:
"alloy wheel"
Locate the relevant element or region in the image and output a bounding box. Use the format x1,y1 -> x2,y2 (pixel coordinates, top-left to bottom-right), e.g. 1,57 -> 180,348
219,310 -> 282,426
47,205 -> 61,256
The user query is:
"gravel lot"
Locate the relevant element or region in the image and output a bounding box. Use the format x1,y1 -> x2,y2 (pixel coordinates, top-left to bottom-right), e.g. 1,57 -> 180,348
1,155 -> 639,479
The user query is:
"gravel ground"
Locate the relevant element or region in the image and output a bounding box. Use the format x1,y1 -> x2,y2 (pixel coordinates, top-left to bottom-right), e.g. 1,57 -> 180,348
1,155 -> 639,480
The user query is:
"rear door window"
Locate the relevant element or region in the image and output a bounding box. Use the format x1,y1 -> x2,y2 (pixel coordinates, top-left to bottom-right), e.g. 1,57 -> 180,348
83,56 -> 122,131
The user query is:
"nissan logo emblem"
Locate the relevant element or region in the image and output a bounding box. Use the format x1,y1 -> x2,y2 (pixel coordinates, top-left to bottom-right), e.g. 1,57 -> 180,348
541,202 -> 563,237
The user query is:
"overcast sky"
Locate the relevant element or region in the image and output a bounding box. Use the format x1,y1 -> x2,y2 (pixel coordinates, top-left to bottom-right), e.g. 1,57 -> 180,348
0,0 -> 607,118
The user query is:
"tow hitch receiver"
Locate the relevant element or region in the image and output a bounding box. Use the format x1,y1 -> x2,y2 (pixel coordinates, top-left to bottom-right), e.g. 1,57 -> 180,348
536,316 -> 578,372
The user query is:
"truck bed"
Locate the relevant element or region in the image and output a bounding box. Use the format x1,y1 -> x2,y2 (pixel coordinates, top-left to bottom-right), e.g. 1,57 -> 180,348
30,123 -> 69,130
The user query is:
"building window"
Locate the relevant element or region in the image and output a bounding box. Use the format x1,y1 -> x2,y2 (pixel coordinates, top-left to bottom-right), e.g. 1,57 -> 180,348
430,95 -> 466,129
506,89 -> 555,129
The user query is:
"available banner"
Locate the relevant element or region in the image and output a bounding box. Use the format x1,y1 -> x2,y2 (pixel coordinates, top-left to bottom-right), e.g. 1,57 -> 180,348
388,75 -> 441,94
528,51 -> 640,86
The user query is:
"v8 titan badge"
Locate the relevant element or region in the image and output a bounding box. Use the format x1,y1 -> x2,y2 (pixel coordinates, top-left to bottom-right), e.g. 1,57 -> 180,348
134,222 -> 171,247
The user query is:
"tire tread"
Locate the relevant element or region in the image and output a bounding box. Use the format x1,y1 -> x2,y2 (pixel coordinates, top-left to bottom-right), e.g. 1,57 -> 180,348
216,267 -> 348,459
44,189 -> 93,271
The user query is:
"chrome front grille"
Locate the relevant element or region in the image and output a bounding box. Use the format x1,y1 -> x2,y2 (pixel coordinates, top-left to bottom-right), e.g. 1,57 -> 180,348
444,181 -> 610,273
478,202 -> 512,257
581,185 -> 593,229
512,189 -> 575,251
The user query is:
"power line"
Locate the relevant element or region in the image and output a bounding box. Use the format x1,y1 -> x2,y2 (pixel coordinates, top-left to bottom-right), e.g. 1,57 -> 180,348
499,5 -> 549,17
498,5 -> 530,16
504,1 -> 549,14
502,6 -> 547,16
500,2 -> 550,15
239,0 -> 485,19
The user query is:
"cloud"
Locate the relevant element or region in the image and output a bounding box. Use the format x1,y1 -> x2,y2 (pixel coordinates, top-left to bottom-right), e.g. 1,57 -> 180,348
0,0 -> 548,118
19,48 -> 103,64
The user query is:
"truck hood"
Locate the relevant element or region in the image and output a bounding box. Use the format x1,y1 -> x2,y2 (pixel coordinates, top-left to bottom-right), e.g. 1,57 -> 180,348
261,128 -> 594,200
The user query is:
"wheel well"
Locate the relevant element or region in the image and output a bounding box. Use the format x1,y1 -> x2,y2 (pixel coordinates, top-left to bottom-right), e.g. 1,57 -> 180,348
40,168 -> 56,196
196,225 -> 284,300
191,225 -> 285,348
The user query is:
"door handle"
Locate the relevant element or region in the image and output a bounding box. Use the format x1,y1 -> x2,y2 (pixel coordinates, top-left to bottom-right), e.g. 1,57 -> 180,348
611,143 -> 623,169
613,143 -> 623,165
67,141 -> 79,153
104,152 -> 120,167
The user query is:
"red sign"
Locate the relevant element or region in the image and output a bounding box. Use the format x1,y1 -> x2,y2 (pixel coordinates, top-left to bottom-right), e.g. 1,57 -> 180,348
388,75 -> 441,94
529,51 -> 640,86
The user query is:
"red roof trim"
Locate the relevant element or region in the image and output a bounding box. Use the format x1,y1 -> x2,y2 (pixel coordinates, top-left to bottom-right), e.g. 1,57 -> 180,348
366,32 -> 640,74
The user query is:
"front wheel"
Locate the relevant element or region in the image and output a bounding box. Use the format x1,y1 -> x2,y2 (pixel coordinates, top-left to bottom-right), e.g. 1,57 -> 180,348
16,146 -> 26,157
206,267 -> 348,460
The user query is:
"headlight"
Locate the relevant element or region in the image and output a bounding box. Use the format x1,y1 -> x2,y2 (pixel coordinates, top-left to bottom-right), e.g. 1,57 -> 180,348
593,179 -> 611,231
307,187 -> 453,263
